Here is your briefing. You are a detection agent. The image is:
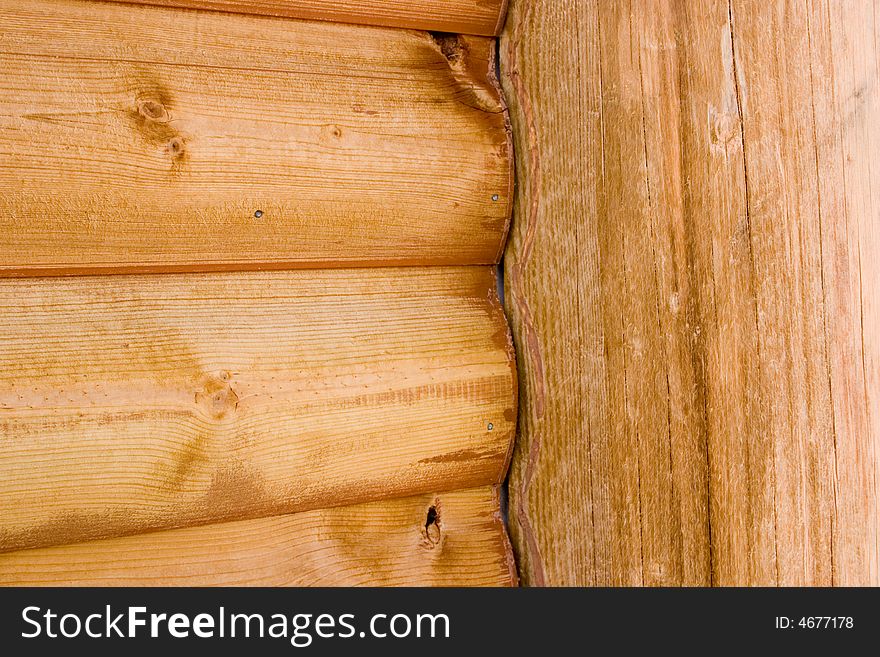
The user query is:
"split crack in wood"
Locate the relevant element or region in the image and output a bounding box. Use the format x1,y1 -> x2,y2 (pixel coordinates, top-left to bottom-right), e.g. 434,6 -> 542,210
424,503 -> 441,546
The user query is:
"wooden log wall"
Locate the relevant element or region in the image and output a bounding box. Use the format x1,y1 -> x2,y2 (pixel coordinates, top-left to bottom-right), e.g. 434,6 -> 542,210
0,0 -> 516,586
503,0 -> 879,586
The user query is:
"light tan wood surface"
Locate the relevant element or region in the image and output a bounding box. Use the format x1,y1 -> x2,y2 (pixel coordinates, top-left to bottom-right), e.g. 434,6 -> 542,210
0,267 -> 516,552
502,0 -> 878,586
97,0 -> 508,36
0,487 -> 516,586
0,0 -> 511,275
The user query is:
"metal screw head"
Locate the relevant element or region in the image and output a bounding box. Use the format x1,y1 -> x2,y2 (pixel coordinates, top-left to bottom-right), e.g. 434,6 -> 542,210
254,210 -> 263,218
487,423 -> 494,431
491,194 -> 500,202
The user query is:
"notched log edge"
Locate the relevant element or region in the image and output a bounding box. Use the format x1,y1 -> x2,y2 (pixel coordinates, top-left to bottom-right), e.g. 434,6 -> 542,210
490,37 -> 517,266
490,484 -> 520,586
426,33 -> 504,114
497,4 -> 548,586
484,265 -> 519,486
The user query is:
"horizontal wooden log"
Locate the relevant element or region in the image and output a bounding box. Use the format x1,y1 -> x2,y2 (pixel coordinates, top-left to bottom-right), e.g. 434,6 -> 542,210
98,0 -> 508,36
0,487 -> 516,586
0,267 -> 516,552
0,0 -> 511,275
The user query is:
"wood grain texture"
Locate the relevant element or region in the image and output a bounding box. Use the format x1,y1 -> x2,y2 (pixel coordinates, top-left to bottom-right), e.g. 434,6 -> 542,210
0,0 -> 511,275
502,0 -> 878,586
0,267 -> 516,552
0,487 -> 516,587
98,0 -> 508,36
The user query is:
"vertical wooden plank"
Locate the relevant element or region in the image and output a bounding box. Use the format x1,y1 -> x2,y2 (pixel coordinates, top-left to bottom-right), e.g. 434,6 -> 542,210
675,0 -> 773,587
728,0 -> 835,587
502,0 -> 878,586
503,0 -> 604,587
502,0 -> 713,587
804,0 -> 880,585
596,0 -> 669,586
633,1 -> 716,587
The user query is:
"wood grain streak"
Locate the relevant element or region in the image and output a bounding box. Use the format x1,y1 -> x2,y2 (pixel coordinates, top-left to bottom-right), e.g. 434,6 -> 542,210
97,0 -> 508,36
0,267 -> 516,552
502,0 -> 879,586
0,0 -> 511,275
0,487 -> 517,587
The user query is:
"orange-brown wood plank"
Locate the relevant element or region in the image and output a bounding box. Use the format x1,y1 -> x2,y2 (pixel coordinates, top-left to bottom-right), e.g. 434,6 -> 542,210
0,0 -> 511,275
0,487 -> 516,587
99,0 -> 508,36
729,0 -> 879,586
0,267 -> 516,552
502,0 -> 878,586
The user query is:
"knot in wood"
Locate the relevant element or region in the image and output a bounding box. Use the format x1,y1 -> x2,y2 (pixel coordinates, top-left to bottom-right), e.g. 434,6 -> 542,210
137,99 -> 169,123
196,376 -> 240,419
